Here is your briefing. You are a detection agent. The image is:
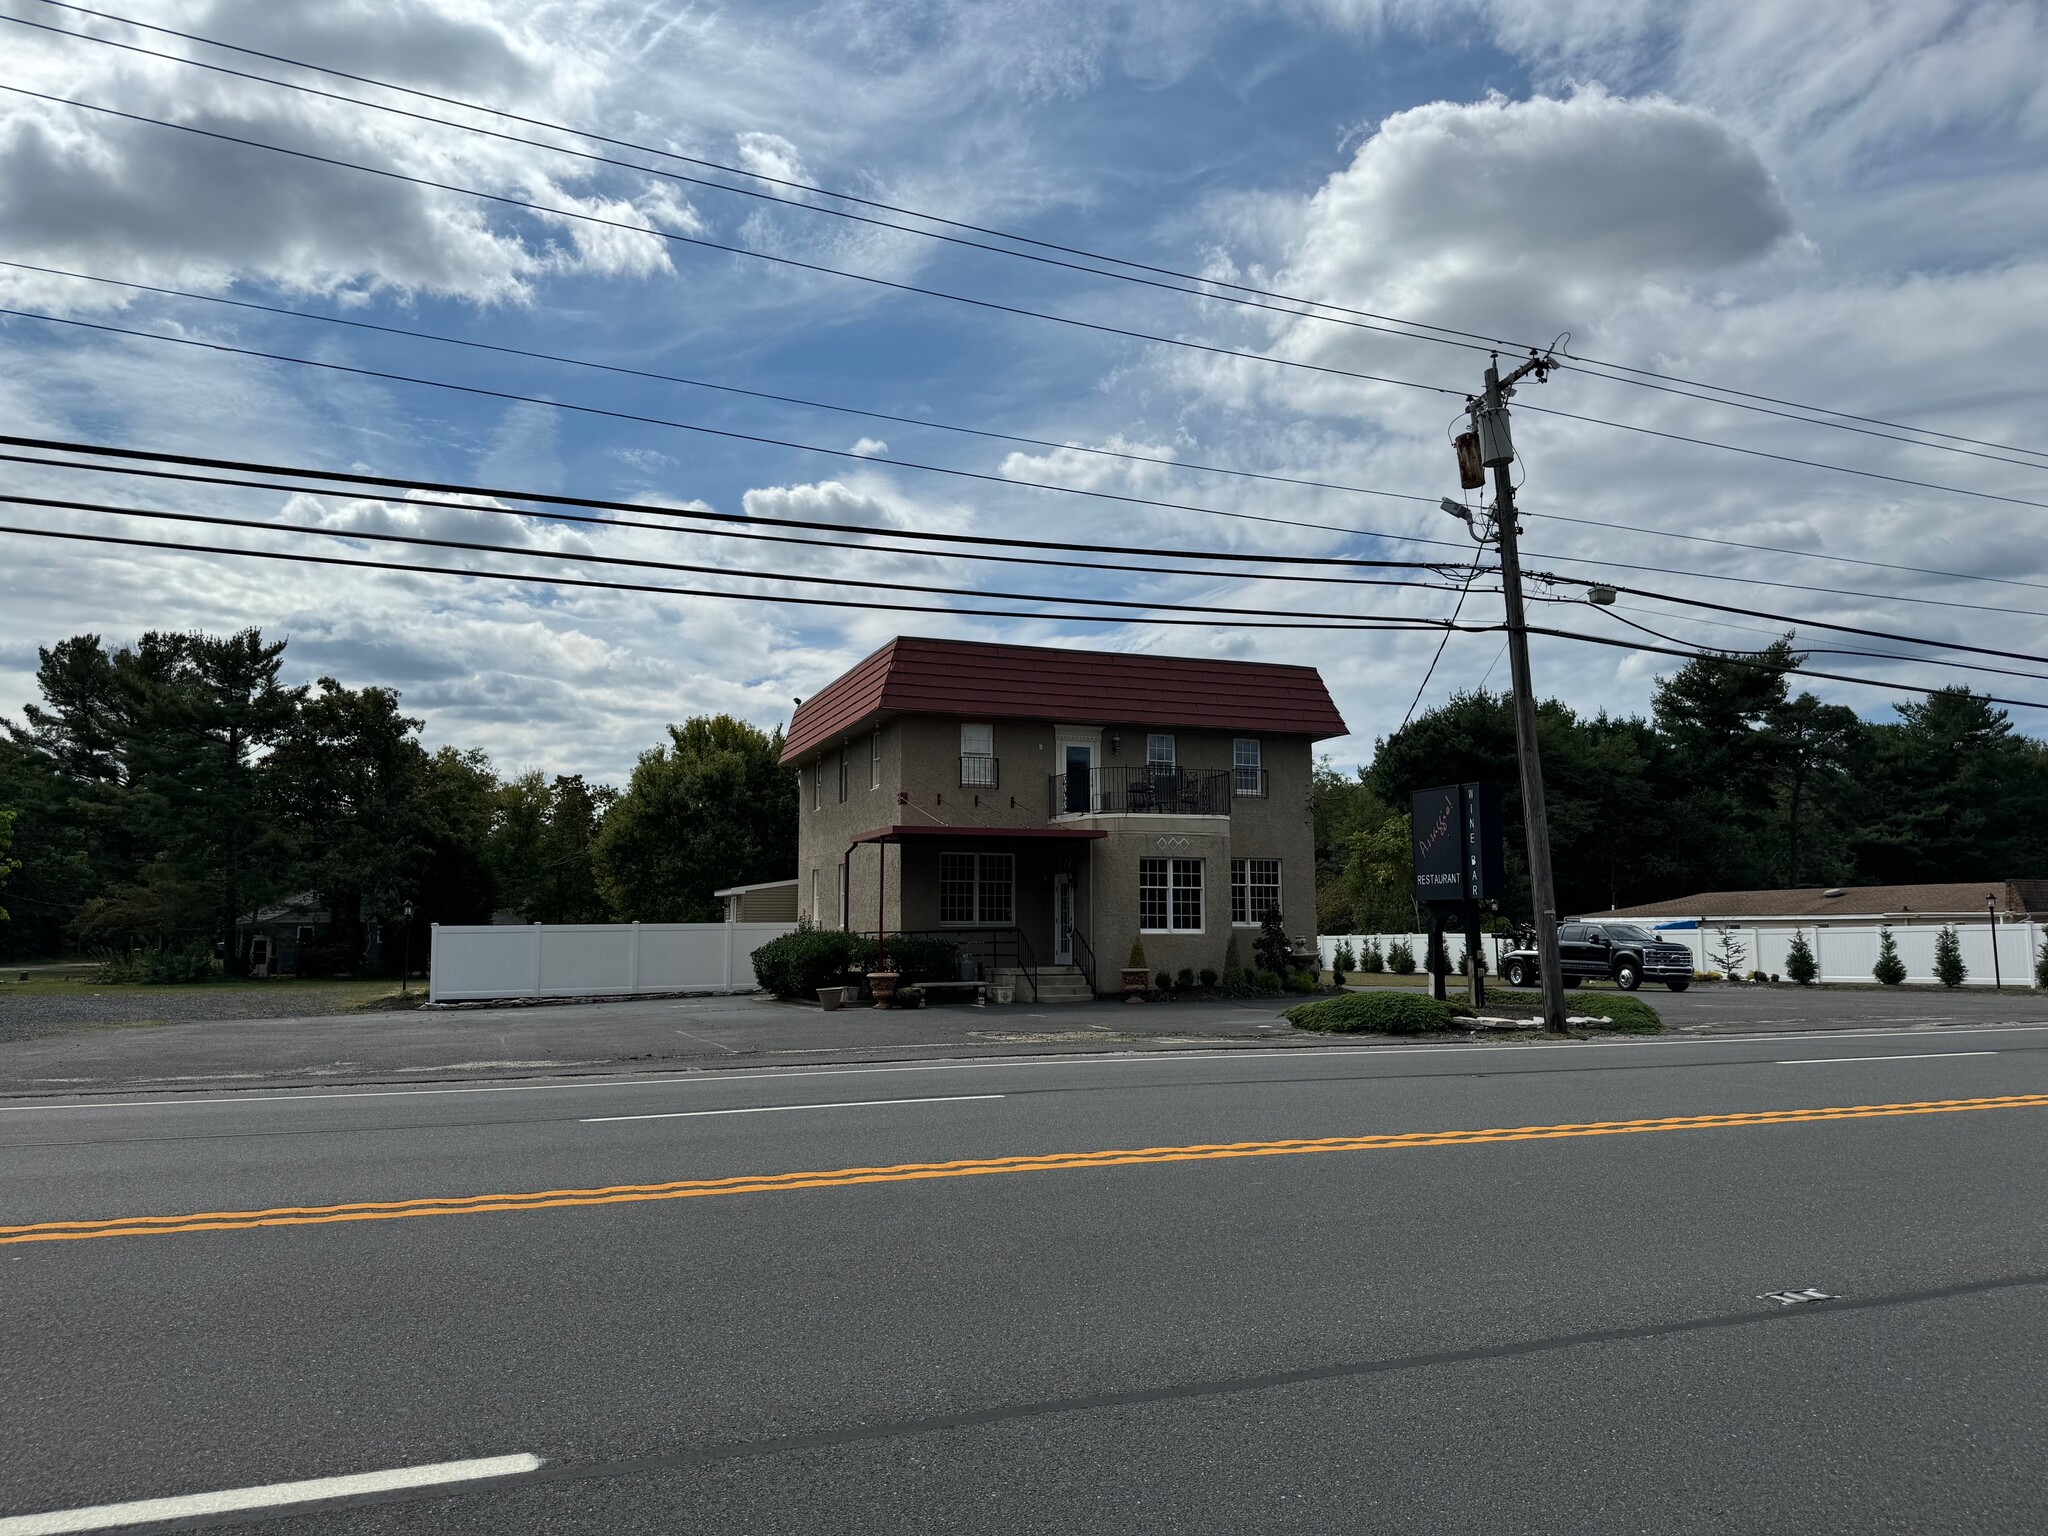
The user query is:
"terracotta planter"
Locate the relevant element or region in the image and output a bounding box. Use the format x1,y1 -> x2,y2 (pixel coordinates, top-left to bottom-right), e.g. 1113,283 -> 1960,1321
1121,966 -> 1150,1003
868,970 -> 901,1009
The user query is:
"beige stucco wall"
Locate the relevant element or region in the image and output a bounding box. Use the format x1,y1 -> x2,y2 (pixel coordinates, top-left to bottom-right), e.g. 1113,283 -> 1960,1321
791,714 -> 1318,988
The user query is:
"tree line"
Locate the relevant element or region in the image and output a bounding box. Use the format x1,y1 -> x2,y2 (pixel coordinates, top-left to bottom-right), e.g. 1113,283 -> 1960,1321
0,629 -> 796,968
1315,642 -> 2048,933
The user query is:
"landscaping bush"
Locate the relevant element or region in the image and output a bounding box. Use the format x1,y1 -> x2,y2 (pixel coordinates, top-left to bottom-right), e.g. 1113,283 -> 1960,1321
1872,926 -> 1906,985
1220,935 -> 1240,978
1255,907 -> 1290,974
1199,968 -> 1218,989
2036,936 -> 2048,990
879,934 -> 960,983
1486,989 -> 1663,1033
1331,940 -> 1357,974
1386,938 -> 1416,975
1252,969 -> 1284,995
1746,968 -> 1770,984
1176,966 -> 1197,991
1934,925 -> 1967,989
1282,970 -> 1320,993
1784,930 -> 1817,985
90,943 -> 216,984
1284,991 -> 1461,1035
1361,939 -> 1385,974
1155,970 -> 1173,993
751,927 -> 867,998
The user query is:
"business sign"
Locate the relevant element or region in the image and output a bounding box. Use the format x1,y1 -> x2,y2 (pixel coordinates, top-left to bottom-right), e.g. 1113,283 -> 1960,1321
1410,781 -> 1507,905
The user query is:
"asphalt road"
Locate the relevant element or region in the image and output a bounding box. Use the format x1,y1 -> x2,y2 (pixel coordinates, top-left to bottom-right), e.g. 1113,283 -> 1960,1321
6,982 -> 2047,1097
6,1023 -> 2048,1532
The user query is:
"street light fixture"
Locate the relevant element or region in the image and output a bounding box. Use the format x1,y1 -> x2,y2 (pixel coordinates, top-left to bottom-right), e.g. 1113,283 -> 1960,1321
402,901 -> 415,997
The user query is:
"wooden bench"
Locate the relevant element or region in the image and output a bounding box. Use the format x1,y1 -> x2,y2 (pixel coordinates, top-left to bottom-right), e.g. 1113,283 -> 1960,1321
909,980 -> 989,1006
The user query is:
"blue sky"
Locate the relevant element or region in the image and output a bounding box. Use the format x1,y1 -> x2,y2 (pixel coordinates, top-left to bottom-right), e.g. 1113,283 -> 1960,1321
2,0 -> 2046,781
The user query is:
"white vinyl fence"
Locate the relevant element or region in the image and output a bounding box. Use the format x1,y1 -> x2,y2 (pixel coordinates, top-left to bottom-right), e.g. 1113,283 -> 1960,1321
1320,922 -> 2043,987
429,920 -> 796,1003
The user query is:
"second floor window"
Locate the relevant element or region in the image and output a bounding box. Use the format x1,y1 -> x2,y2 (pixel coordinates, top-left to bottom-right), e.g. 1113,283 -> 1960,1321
871,729 -> 882,790
1233,738 -> 1264,796
960,722 -> 997,788
1146,733 -> 1175,767
812,762 -> 822,811
837,746 -> 849,803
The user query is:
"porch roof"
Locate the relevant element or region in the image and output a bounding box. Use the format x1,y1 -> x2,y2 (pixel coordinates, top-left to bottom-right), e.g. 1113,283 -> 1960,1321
850,824 -> 1107,844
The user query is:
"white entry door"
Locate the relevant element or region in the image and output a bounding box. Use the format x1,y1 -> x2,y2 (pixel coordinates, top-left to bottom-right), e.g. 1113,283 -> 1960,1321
1052,874 -> 1075,965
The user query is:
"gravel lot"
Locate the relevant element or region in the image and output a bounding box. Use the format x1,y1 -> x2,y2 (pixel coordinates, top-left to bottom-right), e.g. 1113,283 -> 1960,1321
0,981 -> 410,1043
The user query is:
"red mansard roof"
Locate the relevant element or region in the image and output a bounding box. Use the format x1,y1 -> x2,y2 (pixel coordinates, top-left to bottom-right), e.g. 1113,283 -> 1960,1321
782,637 -> 1346,762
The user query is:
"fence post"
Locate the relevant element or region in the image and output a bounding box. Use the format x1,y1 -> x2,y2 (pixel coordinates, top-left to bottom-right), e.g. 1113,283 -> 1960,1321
628,921 -> 641,994
723,922 -> 736,991
531,924 -> 544,999
428,922 -> 440,1003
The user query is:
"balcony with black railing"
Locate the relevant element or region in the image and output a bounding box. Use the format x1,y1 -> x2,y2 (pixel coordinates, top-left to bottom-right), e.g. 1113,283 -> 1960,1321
1047,765 -> 1233,818
959,754 -> 1000,789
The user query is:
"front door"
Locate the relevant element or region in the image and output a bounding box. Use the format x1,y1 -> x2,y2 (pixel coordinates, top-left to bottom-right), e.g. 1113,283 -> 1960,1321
1052,874 -> 1075,965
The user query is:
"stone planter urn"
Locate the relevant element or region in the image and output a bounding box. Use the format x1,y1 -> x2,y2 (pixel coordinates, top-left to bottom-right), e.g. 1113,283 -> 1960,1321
1121,966 -> 1150,1003
868,970 -> 901,1009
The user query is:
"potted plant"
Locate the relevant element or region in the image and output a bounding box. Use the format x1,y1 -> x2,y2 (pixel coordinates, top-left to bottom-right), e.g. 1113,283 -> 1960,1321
1121,939 -> 1149,1003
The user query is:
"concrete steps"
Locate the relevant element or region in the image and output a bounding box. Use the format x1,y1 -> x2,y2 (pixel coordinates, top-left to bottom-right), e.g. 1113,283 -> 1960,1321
992,965 -> 1096,1003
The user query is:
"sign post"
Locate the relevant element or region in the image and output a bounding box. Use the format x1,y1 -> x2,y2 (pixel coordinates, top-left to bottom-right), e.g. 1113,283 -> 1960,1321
1412,783 -> 1506,1009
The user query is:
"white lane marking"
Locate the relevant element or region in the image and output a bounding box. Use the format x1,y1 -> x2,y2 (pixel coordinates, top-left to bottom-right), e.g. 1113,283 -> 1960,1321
581,1093 -> 1004,1123
0,1453 -> 539,1534
1777,1051 -> 1999,1065
7,1023 -> 2048,1114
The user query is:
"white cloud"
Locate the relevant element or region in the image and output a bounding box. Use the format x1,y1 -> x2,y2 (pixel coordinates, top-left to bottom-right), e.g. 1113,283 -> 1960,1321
849,436 -> 888,457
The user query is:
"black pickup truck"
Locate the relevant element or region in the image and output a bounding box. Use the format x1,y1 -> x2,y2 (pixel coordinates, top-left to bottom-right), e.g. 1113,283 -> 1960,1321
1498,921 -> 1694,992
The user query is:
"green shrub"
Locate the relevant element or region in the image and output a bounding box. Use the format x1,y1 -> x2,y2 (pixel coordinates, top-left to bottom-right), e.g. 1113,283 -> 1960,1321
1128,937 -> 1148,970
1934,925 -> 1966,989
1361,940 -> 1385,974
1331,940 -> 1357,973
880,934 -> 960,983
1155,970 -> 1173,992
751,927 -> 867,998
1387,938 -> 1416,975
2036,937 -> 2048,990
91,943 -> 216,984
1284,991 -> 1461,1035
1253,969 -> 1284,995
1872,926 -> 1906,985
1485,989 -> 1663,1033
1173,966 -> 1195,991
1199,968 -> 1218,989
1255,907 -> 1291,974
1282,970 -> 1319,994
1784,931 -> 1817,985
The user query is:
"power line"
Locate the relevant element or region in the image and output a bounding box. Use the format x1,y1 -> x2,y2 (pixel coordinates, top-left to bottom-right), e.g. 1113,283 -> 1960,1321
0,451 -> 1466,594
18,310 -> 2048,630
0,488 -> 1482,625
0,305 -> 1471,552
32,0 -> 2047,470
0,521 -> 1490,634
22,431 -> 2048,672
1530,626 -> 2048,712
1398,558 -> 1485,731
0,432 -> 1461,571
0,84 -> 1468,402
0,259 -> 1437,513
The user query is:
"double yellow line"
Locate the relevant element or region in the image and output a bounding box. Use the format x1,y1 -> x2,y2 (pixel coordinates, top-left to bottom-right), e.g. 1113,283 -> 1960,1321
8,1092 -> 2045,1248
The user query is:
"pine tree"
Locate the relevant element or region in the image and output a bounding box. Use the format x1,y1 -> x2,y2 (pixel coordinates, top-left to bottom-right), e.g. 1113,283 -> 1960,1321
1872,926 -> 1907,986
1255,906 -> 1291,974
1361,939 -> 1385,973
2035,936 -> 2048,990
1933,925 -> 1967,989
1784,930 -> 1818,986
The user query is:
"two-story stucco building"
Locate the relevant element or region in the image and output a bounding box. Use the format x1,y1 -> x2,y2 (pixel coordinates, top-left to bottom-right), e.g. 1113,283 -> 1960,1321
781,636 -> 1345,999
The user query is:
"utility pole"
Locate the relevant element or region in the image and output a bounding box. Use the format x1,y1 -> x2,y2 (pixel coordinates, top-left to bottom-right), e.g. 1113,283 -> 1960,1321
1474,353 -> 1568,1032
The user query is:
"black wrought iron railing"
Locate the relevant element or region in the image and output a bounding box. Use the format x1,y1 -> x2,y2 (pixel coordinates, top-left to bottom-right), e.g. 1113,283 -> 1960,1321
862,926 -> 1038,1000
1047,765 -> 1234,817
1069,925 -> 1097,997
959,754 -> 999,789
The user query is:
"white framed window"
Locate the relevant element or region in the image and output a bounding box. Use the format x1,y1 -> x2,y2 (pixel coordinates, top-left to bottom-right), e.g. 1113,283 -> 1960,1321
811,867 -> 821,921
1233,738 -> 1264,796
870,729 -> 882,791
1231,858 -> 1281,926
960,722 -> 997,788
837,746 -> 850,803
812,761 -> 822,811
1146,733 -> 1176,766
1140,857 -> 1204,933
939,852 -> 1014,926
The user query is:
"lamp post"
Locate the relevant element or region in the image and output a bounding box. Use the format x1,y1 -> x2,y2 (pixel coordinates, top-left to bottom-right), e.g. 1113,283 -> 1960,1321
401,901 -> 415,996
1988,892 -> 2002,992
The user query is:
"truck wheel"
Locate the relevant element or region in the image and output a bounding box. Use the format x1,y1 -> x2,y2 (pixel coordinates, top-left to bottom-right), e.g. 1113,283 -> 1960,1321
1615,961 -> 1642,991
1504,959 -> 1530,987
1666,979 -> 1690,992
